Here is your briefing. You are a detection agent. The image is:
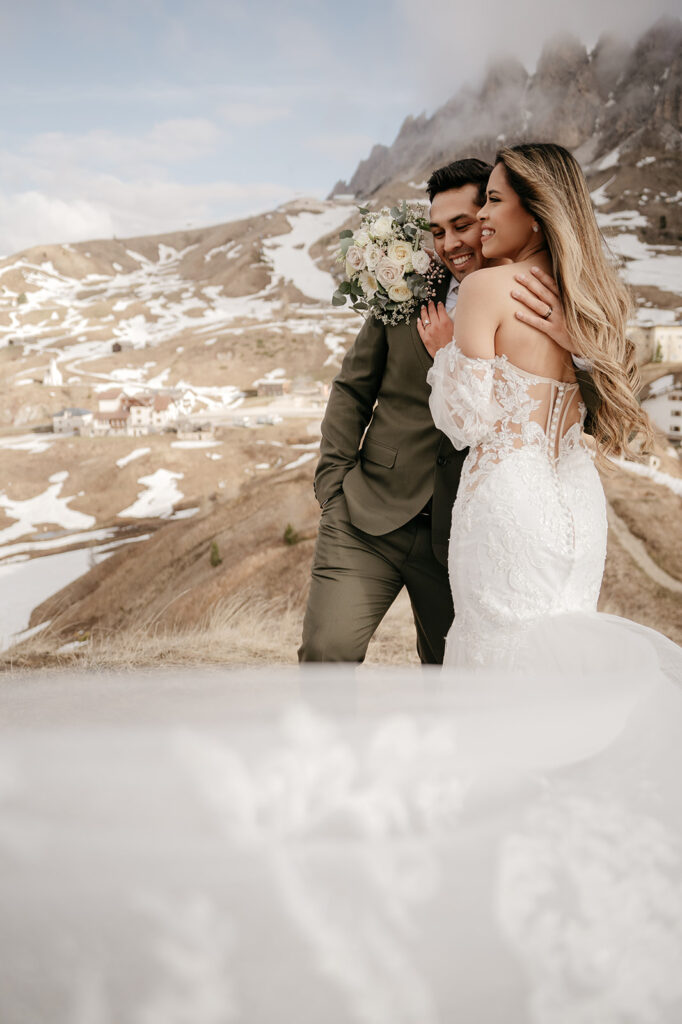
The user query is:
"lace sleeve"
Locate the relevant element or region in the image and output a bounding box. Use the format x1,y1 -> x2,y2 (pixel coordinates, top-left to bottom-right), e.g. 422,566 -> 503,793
427,340 -> 500,450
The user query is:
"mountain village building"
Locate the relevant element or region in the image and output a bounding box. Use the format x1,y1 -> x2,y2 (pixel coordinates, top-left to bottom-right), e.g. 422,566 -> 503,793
52,408 -> 94,435
88,390 -> 179,437
641,370 -> 682,442
629,323 -> 682,364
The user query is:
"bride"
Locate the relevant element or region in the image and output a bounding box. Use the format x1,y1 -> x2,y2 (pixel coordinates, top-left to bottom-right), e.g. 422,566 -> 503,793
419,142 -> 681,676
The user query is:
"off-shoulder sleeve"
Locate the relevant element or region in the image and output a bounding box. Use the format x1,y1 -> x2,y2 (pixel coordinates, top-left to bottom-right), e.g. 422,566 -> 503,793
427,339 -> 500,450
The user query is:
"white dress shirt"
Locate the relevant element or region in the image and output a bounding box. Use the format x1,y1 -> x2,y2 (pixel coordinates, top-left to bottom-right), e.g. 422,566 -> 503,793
444,275 -> 459,314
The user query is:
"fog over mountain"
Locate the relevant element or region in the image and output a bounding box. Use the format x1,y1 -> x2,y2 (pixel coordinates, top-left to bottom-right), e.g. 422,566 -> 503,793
332,15 -> 682,237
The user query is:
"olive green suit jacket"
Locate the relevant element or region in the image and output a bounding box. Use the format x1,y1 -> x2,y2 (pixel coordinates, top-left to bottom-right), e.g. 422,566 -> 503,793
314,274 -> 600,566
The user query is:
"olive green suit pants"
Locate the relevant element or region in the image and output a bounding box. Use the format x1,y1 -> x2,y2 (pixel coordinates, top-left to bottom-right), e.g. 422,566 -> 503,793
298,492 -> 454,664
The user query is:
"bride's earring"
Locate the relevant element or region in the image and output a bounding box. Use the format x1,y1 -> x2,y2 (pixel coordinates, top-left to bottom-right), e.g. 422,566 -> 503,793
532,222 -> 539,233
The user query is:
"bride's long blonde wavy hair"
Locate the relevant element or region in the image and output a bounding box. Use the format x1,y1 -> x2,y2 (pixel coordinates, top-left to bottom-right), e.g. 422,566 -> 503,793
496,143 -> 653,459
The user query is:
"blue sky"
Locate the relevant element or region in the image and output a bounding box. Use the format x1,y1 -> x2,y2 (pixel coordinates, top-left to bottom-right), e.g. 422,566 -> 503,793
0,0 -> 678,253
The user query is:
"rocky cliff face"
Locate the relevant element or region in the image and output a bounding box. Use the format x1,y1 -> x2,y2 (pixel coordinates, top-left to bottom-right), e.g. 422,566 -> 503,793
332,17 -> 682,207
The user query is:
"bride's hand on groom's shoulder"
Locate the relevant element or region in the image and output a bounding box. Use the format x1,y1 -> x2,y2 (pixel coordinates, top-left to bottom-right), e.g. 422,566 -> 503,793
511,267 -> 580,356
417,300 -> 453,358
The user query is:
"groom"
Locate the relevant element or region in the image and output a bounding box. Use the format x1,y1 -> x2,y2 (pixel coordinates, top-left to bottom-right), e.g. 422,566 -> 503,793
298,157 -> 593,663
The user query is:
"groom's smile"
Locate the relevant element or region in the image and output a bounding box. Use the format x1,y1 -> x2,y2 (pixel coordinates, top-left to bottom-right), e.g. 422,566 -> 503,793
429,183 -> 486,282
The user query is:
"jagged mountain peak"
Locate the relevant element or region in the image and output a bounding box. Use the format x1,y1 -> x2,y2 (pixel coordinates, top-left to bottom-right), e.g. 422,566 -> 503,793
330,16 -> 682,201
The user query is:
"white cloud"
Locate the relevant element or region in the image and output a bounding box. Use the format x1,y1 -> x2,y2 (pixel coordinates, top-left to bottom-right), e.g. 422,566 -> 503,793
27,118 -> 223,172
394,0 -> 682,104
306,133 -> 377,161
219,100 -> 291,125
0,177 -> 297,254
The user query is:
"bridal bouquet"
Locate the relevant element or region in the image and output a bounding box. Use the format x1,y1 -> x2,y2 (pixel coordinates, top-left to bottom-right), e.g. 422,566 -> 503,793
332,201 -> 445,325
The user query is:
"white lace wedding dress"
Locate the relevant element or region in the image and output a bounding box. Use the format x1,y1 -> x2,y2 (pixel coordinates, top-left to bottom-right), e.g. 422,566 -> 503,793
1,345 -> 681,1024
427,339 -> 682,679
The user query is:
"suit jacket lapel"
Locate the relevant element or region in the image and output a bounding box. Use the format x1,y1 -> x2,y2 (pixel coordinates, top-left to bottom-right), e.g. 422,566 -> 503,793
408,268 -> 452,371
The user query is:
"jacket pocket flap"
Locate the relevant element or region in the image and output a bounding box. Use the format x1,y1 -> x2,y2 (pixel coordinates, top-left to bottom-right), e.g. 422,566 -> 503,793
361,438 -> 397,468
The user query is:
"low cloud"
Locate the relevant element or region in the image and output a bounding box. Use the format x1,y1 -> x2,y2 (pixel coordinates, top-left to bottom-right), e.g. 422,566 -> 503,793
306,133 -> 377,161
26,118 -> 223,174
0,176 -> 297,255
395,0 -> 682,105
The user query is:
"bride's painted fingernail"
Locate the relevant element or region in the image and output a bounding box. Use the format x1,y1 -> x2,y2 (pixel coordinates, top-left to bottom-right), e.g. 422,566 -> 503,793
531,266 -> 540,272
511,289 -> 519,298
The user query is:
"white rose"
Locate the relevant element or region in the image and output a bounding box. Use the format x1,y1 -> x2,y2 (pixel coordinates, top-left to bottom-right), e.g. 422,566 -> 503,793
388,281 -> 412,303
364,243 -> 382,271
372,215 -> 393,240
345,246 -> 365,273
410,249 -> 431,275
359,271 -> 378,298
387,240 -> 413,266
354,229 -> 370,247
375,257 -> 404,289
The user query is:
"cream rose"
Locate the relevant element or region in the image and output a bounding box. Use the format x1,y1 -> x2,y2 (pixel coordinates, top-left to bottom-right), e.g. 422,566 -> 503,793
387,240 -> 413,267
359,270 -> 378,298
345,246 -> 365,273
375,257 -> 404,289
353,229 -> 370,248
388,281 -> 412,303
371,215 -> 392,240
364,243 -> 382,271
410,248 -> 431,275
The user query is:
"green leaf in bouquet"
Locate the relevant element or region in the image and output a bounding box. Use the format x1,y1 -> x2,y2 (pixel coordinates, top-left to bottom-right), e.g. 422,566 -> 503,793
403,224 -> 417,240
339,229 -> 354,238
339,280 -> 352,294
357,206 -> 370,215
332,291 -> 347,306
339,236 -> 354,255
352,300 -> 369,311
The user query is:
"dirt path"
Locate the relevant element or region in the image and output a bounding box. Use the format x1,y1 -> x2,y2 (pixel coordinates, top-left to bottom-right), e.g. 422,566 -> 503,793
606,502 -> 682,594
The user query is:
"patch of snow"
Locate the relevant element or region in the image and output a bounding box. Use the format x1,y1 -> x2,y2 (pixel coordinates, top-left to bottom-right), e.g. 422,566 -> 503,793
118,470 -> 184,518
610,457 -> 682,497
324,332 -> 350,366
597,209 -> 648,230
636,156 -> 656,168
262,205 -> 351,302
170,507 -> 198,519
282,451 -> 317,471
116,447 -> 151,468
171,440 -> 221,449
0,478 -> 95,544
0,434 -> 56,453
606,233 -> 682,291
0,548 -> 93,651
596,147 -> 621,171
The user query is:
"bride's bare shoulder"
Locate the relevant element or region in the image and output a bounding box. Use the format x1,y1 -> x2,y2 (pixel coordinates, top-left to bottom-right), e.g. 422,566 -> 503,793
458,265 -> 516,301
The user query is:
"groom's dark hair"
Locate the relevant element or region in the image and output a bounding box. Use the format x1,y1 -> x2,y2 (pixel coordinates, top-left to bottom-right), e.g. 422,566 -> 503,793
426,158 -> 492,206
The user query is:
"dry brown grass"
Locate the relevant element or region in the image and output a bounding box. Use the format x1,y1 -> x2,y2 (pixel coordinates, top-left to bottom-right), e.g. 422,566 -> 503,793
601,467 -> 682,583
2,589 -> 421,673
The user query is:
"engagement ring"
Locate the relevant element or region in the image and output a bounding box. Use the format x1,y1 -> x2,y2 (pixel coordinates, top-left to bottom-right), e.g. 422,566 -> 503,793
423,318 -> 431,326
543,305 -> 552,320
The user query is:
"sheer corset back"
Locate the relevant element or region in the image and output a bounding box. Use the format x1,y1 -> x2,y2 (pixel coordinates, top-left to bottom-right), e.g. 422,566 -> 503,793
427,340 -> 588,504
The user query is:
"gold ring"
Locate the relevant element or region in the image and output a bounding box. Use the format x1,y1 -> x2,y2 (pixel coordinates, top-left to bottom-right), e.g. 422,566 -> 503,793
543,305 -> 552,320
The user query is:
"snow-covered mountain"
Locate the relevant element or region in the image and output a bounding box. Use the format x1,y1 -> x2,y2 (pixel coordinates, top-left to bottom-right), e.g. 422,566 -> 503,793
331,17 -> 682,325
0,19 -> 680,664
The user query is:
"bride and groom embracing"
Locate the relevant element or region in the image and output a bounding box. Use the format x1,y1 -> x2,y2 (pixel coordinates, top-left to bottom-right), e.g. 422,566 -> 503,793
299,144 -> 680,683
